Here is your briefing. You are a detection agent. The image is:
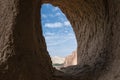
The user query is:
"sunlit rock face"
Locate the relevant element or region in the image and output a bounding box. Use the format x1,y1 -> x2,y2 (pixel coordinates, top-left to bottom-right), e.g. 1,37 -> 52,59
0,0 -> 120,80
52,56 -> 65,64
64,50 -> 77,67
51,56 -> 65,70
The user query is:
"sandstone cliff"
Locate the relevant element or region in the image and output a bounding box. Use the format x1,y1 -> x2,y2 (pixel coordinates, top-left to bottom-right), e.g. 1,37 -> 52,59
51,56 -> 65,64
64,50 -> 77,67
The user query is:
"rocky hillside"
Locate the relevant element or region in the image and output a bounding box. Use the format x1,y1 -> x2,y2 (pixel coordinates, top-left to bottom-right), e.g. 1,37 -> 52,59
51,56 -> 65,69
51,50 -> 77,68
64,50 -> 77,67
51,56 -> 65,64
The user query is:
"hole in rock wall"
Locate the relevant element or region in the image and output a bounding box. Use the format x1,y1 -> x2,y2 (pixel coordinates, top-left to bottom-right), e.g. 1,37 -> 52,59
41,4 -> 77,70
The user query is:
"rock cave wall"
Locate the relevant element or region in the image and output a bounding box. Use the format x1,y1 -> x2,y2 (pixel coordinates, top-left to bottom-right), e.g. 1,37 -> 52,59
0,0 -> 53,80
0,0 -> 120,80
42,0 -> 120,80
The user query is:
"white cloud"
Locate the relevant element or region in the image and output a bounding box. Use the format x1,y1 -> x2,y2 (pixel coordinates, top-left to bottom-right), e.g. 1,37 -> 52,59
44,4 -> 50,7
55,12 -> 61,16
53,7 -> 59,11
44,21 -> 71,28
64,21 -> 71,27
45,36 -> 70,46
48,12 -> 63,17
49,14 -> 54,17
58,17 -> 66,22
41,14 -> 47,18
64,30 -> 69,33
56,13 -> 61,16
44,22 -> 63,28
44,33 -> 76,46
45,32 -> 55,36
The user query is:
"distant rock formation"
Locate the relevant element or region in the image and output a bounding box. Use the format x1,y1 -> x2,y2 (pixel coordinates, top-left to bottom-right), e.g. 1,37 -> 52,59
51,56 -> 65,64
64,50 -> 77,67
51,51 -> 77,68
51,56 -> 65,70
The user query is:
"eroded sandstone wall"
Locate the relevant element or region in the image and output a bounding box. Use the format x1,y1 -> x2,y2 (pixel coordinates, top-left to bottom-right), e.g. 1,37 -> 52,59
42,0 -> 120,80
64,50 -> 77,67
0,0 -> 53,80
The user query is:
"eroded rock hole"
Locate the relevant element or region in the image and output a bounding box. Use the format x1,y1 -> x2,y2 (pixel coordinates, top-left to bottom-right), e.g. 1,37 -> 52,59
41,4 -> 77,70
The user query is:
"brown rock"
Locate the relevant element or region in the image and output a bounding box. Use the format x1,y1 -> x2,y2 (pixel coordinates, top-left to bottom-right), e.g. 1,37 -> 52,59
0,0 -> 120,80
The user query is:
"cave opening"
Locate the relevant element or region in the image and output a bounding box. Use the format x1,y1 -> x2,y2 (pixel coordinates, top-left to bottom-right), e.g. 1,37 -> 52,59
41,3 -> 77,69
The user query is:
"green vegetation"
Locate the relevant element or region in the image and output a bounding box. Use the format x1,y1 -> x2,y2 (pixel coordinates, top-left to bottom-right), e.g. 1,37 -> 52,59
52,63 -> 64,67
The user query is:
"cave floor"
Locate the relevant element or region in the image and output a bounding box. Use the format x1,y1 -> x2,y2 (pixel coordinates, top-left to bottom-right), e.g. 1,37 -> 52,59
53,69 -> 79,80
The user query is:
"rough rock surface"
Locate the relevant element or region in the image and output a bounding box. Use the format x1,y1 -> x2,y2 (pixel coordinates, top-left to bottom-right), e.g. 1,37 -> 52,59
64,50 -> 77,67
0,0 -> 120,80
0,0 -> 53,80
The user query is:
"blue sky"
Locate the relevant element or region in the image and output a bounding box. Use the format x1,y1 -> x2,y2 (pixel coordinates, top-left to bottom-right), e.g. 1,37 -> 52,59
41,4 -> 77,57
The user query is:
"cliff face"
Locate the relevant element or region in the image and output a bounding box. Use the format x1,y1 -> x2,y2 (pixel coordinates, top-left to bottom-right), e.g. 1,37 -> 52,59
52,56 -> 65,64
64,50 -> 77,67
0,0 -> 53,80
0,0 -> 120,80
